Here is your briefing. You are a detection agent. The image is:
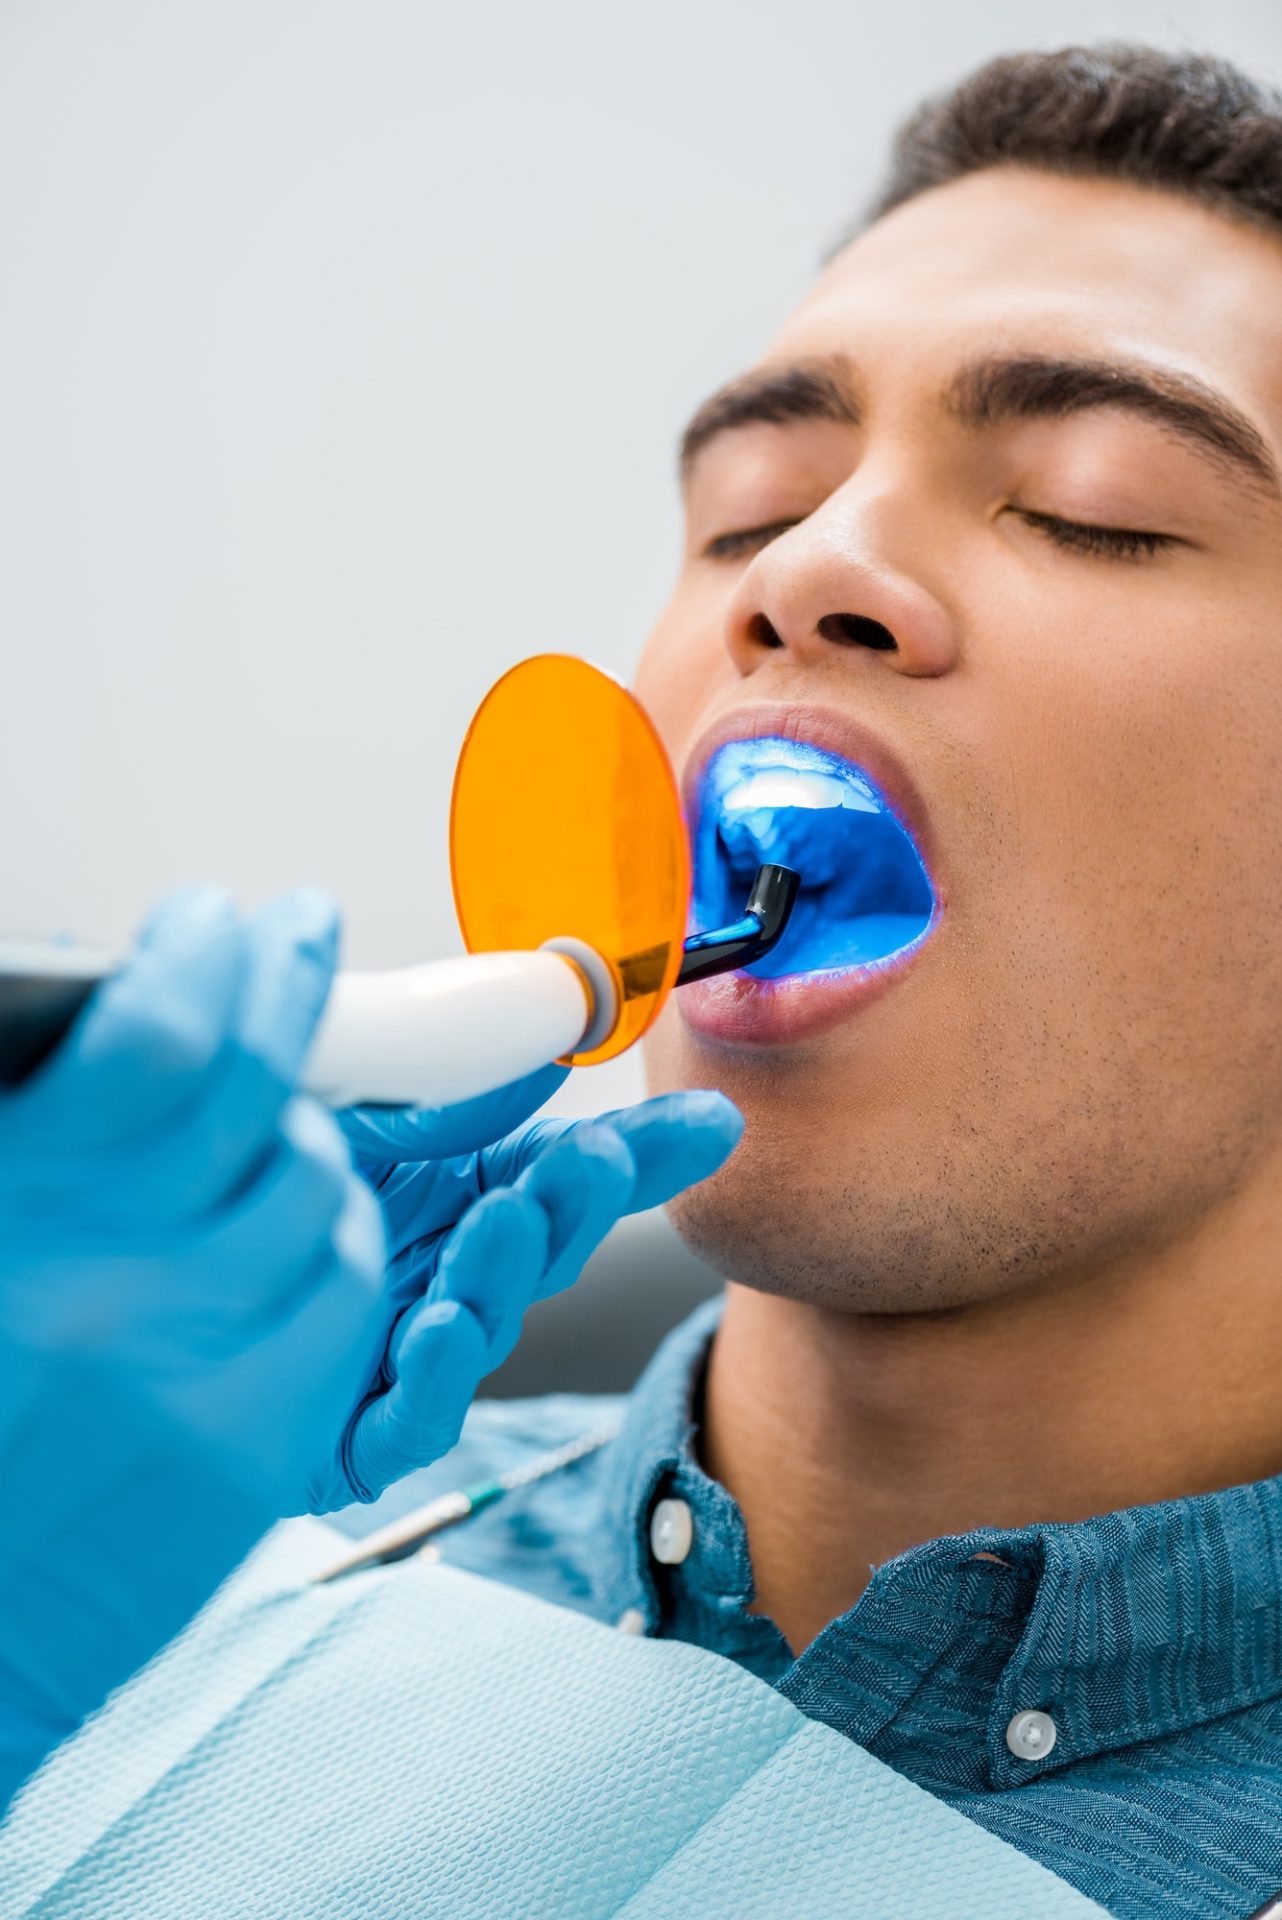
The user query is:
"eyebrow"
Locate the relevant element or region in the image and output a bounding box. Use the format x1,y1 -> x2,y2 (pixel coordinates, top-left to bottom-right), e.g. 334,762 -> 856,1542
945,354 -> 1280,499
679,358 -> 860,480
679,349 -> 1280,501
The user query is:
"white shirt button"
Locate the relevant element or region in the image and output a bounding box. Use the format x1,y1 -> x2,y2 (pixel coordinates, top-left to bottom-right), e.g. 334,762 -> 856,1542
649,1497 -> 694,1566
615,1608 -> 646,1636
1005,1710 -> 1058,1761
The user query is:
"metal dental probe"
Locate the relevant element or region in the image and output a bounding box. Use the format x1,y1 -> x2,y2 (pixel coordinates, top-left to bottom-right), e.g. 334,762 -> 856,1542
311,1424 -> 622,1584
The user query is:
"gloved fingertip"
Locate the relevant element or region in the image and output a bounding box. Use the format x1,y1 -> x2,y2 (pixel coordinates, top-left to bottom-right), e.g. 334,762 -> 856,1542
605,1091 -> 744,1160
631,1089 -> 744,1140
671,1089 -> 745,1145
135,884 -> 238,953
435,1186 -> 550,1316
472,1184 -> 552,1262
252,887 -> 341,969
398,1295 -> 489,1379
236,892 -> 344,1083
346,1300 -> 490,1499
396,1297 -> 490,1423
572,1120 -> 637,1171
583,1092 -> 744,1214
98,888 -> 249,1073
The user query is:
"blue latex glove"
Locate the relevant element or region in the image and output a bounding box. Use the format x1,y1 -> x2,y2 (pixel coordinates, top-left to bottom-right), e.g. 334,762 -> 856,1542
0,878 -> 742,1803
315,1080 -> 744,1510
0,886 -> 389,1808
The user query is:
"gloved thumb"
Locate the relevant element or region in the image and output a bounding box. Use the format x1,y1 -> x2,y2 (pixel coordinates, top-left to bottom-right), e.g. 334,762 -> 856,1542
335,1062 -> 569,1165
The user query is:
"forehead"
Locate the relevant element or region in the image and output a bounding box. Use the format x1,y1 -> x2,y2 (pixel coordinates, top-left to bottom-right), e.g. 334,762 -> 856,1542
772,169 -> 1282,421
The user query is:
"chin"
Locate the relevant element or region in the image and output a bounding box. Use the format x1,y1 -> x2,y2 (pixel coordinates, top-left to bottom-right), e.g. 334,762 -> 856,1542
659,1112 -> 971,1315
654,1031 -> 1193,1319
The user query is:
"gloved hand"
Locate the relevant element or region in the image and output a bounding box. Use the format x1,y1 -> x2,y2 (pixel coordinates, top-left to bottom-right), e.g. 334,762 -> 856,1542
310,1079 -> 744,1511
0,879 -> 744,1808
0,886 -> 389,1808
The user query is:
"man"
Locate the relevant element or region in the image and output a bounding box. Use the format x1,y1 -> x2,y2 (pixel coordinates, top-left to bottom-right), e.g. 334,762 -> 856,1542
324,41 -> 1282,1919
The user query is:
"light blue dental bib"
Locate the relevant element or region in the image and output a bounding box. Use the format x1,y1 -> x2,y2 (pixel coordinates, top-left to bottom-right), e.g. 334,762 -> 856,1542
0,1521 -> 1107,1918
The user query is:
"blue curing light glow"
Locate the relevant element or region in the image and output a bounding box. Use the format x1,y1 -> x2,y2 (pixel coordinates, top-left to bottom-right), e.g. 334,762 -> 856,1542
693,738 -> 938,979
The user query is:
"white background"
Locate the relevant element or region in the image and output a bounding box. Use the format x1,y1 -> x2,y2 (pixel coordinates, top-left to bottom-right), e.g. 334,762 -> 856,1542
2,0 -> 1279,1129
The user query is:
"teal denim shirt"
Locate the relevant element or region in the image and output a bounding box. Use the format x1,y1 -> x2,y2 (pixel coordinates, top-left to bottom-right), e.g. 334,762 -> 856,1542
332,1300 -> 1282,1919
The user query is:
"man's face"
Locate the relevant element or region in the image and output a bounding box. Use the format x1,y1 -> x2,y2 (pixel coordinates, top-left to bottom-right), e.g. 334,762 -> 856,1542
636,168 -> 1282,1312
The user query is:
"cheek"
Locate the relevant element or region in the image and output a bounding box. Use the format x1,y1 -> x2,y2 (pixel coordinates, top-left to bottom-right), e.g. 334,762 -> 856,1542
640,1012 -> 678,1101
1016,608 -> 1282,909
968,590 -> 1282,1102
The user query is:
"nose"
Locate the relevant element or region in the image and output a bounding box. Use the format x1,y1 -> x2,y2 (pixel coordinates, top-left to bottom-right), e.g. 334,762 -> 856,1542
723,491 -> 959,681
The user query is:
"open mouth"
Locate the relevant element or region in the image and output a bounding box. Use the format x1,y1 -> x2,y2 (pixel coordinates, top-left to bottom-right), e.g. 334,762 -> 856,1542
693,737 -> 938,980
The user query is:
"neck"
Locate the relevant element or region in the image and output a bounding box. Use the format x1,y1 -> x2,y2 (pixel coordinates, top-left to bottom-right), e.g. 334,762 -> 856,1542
701,1152 -> 1282,1654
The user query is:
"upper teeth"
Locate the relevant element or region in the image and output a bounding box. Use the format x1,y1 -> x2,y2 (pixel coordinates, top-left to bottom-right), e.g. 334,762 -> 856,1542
720,766 -> 880,816
711,760 -> 886,887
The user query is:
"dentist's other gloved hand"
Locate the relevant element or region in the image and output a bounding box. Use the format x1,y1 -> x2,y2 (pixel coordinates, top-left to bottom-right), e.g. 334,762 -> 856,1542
316,1077 -> 744,1510
0,886 -> 388,1809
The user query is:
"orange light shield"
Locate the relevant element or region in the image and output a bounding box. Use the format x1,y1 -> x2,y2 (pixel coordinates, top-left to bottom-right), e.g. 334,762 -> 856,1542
449,654 -> 691,1066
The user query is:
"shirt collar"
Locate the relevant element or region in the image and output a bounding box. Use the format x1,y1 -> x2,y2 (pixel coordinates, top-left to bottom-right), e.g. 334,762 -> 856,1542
975,1480 -> 1282,1781
592,1300 -> 1282,1775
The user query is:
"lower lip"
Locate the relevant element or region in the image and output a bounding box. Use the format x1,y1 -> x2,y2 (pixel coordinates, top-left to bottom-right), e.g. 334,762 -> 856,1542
676,932 -> 933,1047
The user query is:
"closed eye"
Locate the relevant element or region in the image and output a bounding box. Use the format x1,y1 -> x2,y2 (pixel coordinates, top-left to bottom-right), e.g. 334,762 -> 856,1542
700,518 -> 801,561
700,509 -> 1182,565
1018,509 -> 1181,560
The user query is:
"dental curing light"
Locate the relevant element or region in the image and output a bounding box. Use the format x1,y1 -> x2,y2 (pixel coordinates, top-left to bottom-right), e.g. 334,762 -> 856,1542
0,657 -> 800,1107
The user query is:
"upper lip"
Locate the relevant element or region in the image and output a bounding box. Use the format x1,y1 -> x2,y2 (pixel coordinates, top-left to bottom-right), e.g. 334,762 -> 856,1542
681,700 -> 941,891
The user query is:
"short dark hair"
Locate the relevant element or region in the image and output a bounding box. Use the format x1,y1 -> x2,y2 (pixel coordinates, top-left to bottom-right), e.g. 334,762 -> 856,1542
861,43 -> 1282,239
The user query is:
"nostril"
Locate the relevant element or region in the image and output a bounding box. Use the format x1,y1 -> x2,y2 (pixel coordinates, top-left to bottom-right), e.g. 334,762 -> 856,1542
817,612 -> 897,652
746,612 -> 784,651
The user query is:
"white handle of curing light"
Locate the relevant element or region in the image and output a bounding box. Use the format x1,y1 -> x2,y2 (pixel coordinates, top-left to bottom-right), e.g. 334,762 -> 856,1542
304,945 -> 617,1110
0,938 -> 620,1109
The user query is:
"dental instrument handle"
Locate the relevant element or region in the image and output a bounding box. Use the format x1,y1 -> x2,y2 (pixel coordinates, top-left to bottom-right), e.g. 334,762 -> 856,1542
0,941 -> 116,1088
0,942 -> 620,1108
304,945 -> 617,1108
